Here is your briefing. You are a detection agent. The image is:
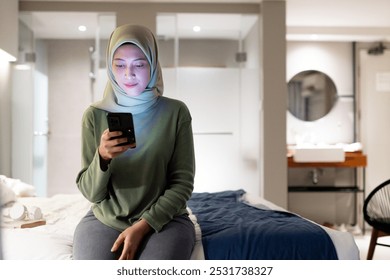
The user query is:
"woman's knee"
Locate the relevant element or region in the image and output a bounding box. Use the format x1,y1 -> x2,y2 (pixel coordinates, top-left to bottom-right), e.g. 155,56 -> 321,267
73,210 -> 120,260
138,214 -> 195,260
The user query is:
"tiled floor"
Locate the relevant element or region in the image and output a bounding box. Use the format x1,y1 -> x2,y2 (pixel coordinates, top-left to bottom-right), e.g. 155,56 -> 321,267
353,230 -> 390,260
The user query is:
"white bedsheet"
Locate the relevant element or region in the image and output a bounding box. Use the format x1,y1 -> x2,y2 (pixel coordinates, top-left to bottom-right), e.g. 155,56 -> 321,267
2,194 -> 90,259
1,193 -> 359,260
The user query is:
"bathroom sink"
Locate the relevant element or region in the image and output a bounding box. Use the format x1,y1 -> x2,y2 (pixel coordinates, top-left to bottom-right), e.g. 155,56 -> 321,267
293,146 -> 345,162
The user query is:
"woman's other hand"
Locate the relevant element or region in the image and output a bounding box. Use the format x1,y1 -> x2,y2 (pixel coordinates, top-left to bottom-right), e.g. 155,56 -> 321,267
111,219 -> 152,260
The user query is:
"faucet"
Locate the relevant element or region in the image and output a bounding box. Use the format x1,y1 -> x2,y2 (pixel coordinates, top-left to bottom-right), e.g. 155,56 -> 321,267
310,168 -> 323,184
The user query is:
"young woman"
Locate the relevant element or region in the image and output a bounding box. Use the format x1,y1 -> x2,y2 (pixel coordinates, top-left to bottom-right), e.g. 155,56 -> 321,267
73,24 -> 196,260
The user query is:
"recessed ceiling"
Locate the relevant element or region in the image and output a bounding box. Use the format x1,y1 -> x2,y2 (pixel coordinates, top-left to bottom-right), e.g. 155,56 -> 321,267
20,12 -> 258,40
19,12 -> 116,39
156,13 -> 258,40
18,0 -> 390,42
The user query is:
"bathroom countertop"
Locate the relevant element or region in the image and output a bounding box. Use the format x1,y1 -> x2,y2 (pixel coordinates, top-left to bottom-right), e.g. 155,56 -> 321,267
287,151 -> 367,168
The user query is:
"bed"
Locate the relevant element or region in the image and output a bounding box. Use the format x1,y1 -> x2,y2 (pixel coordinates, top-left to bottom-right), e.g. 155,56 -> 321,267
0,177 -> 359,260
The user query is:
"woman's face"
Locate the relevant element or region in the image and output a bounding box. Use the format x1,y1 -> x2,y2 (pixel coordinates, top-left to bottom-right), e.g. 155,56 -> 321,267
112,44 -> 151,97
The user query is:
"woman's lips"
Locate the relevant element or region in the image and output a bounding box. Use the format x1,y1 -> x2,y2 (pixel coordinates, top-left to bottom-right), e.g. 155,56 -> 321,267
124,83 -> 137,88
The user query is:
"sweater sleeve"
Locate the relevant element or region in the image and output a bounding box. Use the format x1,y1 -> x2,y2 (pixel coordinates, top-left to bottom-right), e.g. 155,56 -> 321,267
141,107 -> 195,232
76,108 -> 111,203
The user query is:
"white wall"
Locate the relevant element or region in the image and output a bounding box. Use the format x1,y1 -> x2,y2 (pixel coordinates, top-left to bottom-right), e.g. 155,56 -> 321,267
358,47 -> 390,196
0,0 -> 18,176
0,61 -> 12,176
11,68 -> 34,184
0,0 -> 18,59
259,1 -> 287,207
287,41 -> 354,145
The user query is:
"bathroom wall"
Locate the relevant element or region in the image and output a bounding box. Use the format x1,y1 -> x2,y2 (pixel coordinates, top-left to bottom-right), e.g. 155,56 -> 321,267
287,41 -> 355,145
287,41 -> 357,226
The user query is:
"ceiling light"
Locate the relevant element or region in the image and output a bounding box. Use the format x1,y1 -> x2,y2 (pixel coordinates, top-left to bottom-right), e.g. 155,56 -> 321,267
14,64 -> 31,70
310,34 -> 319,40
193,25 -> 201,32
78,25 -> 87,32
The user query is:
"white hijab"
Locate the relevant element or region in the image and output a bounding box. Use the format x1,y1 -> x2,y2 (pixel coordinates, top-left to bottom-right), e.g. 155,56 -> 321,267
92,24 -> 163,114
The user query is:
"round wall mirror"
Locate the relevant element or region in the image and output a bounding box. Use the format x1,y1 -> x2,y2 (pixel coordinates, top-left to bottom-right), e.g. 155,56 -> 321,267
288,70 -> 338,121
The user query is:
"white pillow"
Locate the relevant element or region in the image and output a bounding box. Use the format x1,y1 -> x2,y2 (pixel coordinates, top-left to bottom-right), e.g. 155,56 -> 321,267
0,175 -> 36,197
0,181 -> 16,206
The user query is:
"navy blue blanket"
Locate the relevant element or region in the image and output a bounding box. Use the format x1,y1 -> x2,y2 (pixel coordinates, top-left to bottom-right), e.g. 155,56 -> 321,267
188,190 -> 338,260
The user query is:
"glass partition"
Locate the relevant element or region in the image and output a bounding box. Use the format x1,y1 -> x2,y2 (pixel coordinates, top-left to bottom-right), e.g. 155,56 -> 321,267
14,11 -> 115,195
157,13 -> 261,195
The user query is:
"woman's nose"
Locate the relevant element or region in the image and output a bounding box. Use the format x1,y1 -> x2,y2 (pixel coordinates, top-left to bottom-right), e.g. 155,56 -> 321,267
125,67 -> 135,79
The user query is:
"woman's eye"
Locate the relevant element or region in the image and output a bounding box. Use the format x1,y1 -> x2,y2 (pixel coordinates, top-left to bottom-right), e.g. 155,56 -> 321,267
114,64 -> 125,68
135,64 -> 144,68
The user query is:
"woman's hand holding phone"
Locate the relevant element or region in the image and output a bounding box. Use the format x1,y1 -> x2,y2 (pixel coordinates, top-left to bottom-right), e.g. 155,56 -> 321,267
98,112 -> 137,170
98,129 -> 133,161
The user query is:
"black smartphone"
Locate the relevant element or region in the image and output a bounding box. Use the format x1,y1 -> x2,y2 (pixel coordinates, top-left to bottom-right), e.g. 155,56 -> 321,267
106,112 -> 136,149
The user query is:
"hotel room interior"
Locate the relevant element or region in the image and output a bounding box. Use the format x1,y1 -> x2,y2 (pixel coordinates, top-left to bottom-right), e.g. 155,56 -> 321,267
0,0 -> 390,260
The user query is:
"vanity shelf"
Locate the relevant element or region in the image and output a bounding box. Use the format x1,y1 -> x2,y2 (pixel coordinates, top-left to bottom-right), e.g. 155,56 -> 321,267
288,186 -> 361,192
287,151 -> 367,233
287,151 -> 367,168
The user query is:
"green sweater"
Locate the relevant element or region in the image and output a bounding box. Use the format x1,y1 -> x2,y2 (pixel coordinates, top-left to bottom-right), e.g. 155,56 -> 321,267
76,96 -> 195,232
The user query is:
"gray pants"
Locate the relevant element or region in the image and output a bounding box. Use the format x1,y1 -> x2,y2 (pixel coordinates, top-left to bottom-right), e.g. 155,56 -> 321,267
73,210 -> 195,260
